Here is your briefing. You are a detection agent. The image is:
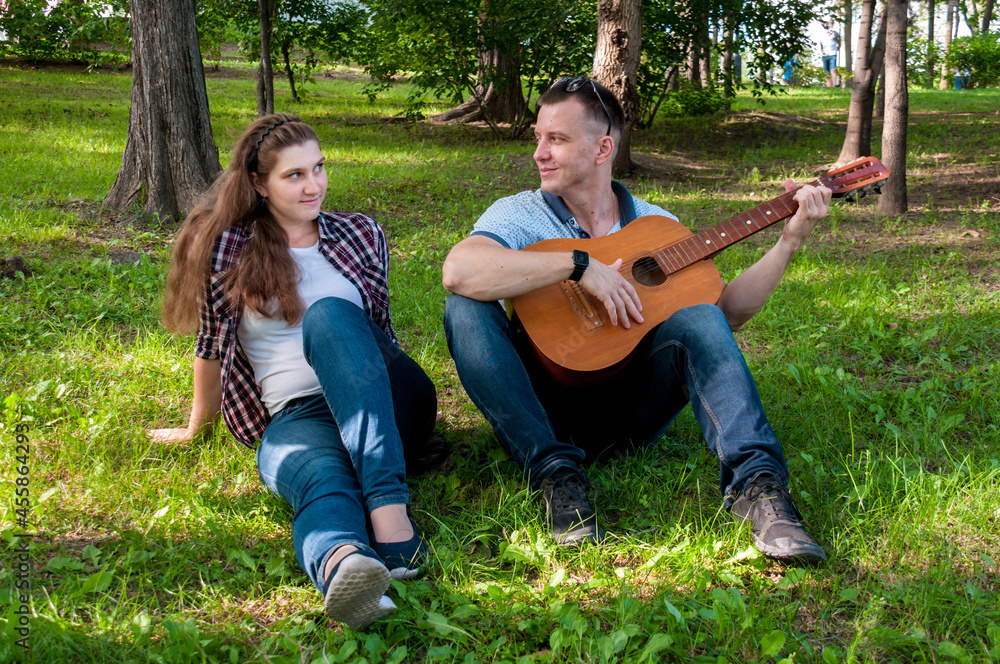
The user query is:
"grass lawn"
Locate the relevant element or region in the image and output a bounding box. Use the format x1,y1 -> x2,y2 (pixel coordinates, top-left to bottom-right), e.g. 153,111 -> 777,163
1,61 -> 999,663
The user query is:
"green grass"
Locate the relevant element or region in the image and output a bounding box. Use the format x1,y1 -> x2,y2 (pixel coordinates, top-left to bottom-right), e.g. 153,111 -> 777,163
2,61 -> 999,663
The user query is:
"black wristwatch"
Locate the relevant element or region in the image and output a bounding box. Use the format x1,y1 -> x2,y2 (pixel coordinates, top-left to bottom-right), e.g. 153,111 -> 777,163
569,249 -> 589,281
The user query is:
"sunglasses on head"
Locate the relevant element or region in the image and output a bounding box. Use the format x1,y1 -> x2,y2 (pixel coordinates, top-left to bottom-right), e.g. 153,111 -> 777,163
558,76 -> 612,136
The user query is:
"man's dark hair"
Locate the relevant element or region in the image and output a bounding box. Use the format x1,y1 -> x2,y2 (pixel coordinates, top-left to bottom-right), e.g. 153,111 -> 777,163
538,77 -> 625,139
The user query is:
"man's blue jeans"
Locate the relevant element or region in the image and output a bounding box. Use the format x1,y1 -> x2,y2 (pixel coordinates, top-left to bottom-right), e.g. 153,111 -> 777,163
256,297 -> 436,592
443,295 -> 788,502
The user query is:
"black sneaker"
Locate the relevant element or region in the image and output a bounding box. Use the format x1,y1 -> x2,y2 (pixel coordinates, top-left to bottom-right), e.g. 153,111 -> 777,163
538,468 -> 604,546
730,476 -> 827,564
405,431 -> 452,476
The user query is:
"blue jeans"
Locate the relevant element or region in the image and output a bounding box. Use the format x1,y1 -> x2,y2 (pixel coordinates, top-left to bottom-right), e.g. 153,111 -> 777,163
444,295 -> 788,502
256,297 -> 436,591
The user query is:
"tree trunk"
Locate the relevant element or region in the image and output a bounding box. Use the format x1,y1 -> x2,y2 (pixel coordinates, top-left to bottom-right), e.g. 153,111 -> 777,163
592,0 -> 642,178
939,0 -> 954,89
686,40 -> 701,85
877,0 -> 908,215
282,42 -> 298,102
982,0 -> 995,33
699,30 -> 711,88
875,63 -> 886,116
844,0 -> 854,74
964,0 -> 980,34
927,0 -> 936,88
433,47 -> 527,124
721,22 -> 735,105
644,65 -> 678,126
257,0 -> 275,116
104,0 -> 221,221
837,0 -> 888,165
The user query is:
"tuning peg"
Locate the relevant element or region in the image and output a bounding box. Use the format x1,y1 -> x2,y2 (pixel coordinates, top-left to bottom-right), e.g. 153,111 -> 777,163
845,191 -> 858,202
859,190 -> 868,199
873,183 -> 883,194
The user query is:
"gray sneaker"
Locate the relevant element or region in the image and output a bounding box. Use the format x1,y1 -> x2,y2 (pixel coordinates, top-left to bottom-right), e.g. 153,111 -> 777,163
539,468 -> 605,546
730,476 -> 827,564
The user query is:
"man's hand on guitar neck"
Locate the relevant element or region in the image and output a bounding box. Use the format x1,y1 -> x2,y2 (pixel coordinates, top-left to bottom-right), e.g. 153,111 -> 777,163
578,257 -> 644,329
781,179 -> 832,251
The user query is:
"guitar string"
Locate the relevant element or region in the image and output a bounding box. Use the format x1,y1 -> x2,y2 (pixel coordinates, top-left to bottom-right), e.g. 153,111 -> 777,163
626,190 -> 800,281
623,168 -> 883,281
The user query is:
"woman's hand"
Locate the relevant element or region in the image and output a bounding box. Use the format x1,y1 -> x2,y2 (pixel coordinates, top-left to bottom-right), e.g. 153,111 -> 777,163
147,427 -> 196,444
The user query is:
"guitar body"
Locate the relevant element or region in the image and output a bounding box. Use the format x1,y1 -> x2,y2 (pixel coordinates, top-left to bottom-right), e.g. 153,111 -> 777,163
508,157 -> 889,384
510,215 -> 724,376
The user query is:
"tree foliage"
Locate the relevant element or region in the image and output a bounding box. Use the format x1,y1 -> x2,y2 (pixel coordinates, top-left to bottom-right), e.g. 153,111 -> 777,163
359,0 -> 595,127
197,0 -> 366,100
946,31 -> 1000,86
0,0 -> 130,64
638,0 -> 816,124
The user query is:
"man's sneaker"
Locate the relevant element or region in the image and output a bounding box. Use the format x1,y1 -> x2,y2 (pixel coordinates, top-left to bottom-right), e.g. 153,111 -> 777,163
730,476 -> 827,564
538,468 -> 604,546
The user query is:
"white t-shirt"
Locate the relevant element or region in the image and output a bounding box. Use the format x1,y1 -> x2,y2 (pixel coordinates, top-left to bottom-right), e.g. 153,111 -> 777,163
821,29 -> 841,57
238,242 -> 364,415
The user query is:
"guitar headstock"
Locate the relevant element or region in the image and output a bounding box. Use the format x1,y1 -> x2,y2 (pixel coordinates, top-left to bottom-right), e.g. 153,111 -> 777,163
819,157 -> 890,202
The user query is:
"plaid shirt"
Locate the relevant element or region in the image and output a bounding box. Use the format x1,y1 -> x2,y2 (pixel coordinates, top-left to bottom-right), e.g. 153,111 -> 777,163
195,211 -> 397,448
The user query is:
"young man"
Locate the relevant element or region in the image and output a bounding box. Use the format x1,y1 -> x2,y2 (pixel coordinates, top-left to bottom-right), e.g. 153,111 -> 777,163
441,77 -> 831,563
821,21 -> 842,88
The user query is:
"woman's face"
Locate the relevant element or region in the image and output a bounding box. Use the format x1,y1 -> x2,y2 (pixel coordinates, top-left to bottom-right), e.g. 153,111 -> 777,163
253,140 -> 327,229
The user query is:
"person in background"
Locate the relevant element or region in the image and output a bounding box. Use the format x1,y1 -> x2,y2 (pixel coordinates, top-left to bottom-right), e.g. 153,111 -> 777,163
820,21 -> 842,88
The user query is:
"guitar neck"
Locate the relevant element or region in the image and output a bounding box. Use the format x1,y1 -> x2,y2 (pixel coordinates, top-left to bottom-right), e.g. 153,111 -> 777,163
655,181 -> 818,275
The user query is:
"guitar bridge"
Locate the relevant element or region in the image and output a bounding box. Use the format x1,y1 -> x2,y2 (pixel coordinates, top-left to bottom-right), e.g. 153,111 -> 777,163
560,281 -> 603,331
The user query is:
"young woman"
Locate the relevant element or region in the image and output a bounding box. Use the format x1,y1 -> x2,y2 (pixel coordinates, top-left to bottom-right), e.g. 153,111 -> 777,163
152,113 -> 444,630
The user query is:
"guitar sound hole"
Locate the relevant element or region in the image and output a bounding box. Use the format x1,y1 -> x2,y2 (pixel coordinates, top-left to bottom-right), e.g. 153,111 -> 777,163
631,256 -> 667,287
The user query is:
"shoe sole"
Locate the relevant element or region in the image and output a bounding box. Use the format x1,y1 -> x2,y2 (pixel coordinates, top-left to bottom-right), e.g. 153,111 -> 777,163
387,565 -> 421,581
323,555 -> 393,630
753,536 -> 828,564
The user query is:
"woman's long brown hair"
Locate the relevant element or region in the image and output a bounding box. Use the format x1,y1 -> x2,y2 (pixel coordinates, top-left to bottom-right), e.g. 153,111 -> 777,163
160,114 -> 320,334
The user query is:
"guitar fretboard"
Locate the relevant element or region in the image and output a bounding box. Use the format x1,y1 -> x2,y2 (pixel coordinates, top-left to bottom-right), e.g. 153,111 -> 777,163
655,180 -> 822,275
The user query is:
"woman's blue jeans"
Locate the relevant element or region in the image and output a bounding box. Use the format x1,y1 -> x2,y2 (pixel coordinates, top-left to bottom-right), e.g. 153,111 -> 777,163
256,297 -> 436,591
443,295 -> 788,503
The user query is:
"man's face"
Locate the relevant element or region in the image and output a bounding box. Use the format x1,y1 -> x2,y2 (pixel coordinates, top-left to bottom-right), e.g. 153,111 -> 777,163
532,98 -> 607,197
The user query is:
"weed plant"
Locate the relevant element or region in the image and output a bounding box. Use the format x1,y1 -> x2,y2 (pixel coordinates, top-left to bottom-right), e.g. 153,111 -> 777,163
1,63 -> 999,663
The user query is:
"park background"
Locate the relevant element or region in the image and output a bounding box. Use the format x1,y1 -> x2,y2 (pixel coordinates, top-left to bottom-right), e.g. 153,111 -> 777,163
1,1 -> 999,662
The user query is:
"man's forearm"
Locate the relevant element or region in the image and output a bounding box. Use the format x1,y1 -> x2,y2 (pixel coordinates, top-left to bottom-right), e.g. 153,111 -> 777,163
717,235 -> 801,330
442,238 -> 575,301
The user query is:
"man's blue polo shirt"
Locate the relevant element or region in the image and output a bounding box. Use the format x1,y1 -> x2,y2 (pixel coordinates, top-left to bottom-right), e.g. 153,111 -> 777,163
470,181 -> 677,250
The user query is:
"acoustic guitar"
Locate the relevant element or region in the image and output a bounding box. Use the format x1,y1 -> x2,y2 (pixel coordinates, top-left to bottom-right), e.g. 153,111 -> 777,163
510,157 -> 889,383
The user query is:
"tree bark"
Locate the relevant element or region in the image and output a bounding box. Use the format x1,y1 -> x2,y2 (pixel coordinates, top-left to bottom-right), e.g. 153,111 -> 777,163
837,1 -> 888,165
927,0 -> 936,88
104,0 -> 221,221
699,32 -> 711,88
721,20 -> 735,105
282,42 -> 298,102
982,0 -> 995,33
257,0 -> 275,116
592,0 -> 642,178
844,0 -> 854,74
875,63 -> 886,116
877,0 -> 908,215
686,40 -> 701,85
940,0 -> 954,89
